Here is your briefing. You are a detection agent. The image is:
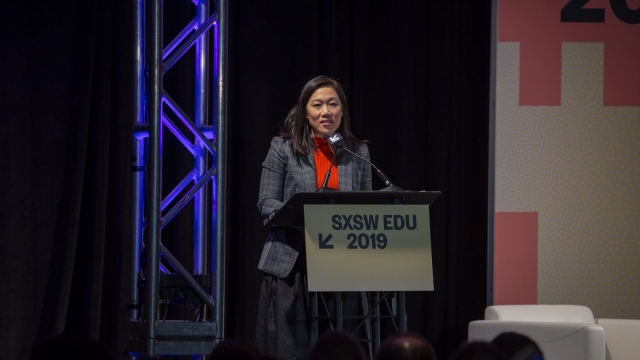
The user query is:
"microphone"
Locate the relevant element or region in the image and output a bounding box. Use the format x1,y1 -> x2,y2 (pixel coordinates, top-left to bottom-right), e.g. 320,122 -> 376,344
325,133 -> 345,156
326,133 -> 403,192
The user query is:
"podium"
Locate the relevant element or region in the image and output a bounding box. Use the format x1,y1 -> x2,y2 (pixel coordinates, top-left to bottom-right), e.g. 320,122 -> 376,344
264,190 -> 440,349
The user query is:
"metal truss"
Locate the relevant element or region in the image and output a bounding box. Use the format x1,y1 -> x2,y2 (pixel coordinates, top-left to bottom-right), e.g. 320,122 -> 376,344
129,0 -> 227,358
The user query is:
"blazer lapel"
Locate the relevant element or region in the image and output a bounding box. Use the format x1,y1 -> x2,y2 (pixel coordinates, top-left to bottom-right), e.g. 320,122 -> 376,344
338,152 -> 353,191
304,150 -> 317,191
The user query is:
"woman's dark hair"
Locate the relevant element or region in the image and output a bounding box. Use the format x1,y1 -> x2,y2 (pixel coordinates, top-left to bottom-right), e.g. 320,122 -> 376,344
280,75 -> 366,156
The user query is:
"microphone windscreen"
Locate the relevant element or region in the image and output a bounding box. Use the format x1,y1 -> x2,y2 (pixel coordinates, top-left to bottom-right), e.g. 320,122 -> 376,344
325,133 -> 345,155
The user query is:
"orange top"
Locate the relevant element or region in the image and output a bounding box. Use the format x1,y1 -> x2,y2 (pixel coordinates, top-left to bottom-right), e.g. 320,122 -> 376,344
313,137 -> 339,190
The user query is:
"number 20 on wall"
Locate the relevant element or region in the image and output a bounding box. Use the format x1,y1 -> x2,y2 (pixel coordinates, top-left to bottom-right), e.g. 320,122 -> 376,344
562,0 -> 640,24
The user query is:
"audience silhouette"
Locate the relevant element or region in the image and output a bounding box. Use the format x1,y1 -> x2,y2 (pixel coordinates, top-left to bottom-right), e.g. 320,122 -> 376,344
29,329 -> 541,360
30,333 -> 114,360
210,338 -> 264,360
451,332 -> 545,360
374,332 -> 436,360
309,330 -> 367,360
491,332 -> 543,360
450,342 -> 507,360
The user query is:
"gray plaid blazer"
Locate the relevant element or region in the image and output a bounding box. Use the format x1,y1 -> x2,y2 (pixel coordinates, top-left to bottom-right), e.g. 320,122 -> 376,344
257,136 -> 373,278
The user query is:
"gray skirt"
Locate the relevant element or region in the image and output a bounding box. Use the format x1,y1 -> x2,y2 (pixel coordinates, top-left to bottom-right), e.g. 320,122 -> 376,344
255,256 -> 310,360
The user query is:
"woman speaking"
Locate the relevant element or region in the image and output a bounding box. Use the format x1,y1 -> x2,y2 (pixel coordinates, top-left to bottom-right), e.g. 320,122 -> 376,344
255,75 -> 372,359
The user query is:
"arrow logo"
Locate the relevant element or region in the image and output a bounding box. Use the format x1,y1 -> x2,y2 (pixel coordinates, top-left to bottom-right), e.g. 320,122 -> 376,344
319,233 -> 334,249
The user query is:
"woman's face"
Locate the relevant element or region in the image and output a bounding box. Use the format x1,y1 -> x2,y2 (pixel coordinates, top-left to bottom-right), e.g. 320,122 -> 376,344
306,86 -> 343,138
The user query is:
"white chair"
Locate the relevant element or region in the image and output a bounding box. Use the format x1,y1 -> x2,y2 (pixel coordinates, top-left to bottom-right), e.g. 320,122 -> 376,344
596,318 -> 640,360
468,305 -> 605,360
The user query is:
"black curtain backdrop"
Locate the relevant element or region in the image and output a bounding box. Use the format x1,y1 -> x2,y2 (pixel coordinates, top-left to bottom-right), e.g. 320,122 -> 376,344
0,1 -> 134,359
0,1 -> 490,359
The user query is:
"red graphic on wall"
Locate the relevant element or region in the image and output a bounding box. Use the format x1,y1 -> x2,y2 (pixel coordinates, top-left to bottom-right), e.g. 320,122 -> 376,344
499,0 -> 640,106
494,212 -> 538,305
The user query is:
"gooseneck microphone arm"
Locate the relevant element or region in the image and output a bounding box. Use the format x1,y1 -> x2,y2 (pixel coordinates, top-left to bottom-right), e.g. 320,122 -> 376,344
317,153 -> 341,192
338,146 -> 403,191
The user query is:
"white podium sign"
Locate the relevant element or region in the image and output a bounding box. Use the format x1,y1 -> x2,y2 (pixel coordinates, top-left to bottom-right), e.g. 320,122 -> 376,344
304,204 -> 434,292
